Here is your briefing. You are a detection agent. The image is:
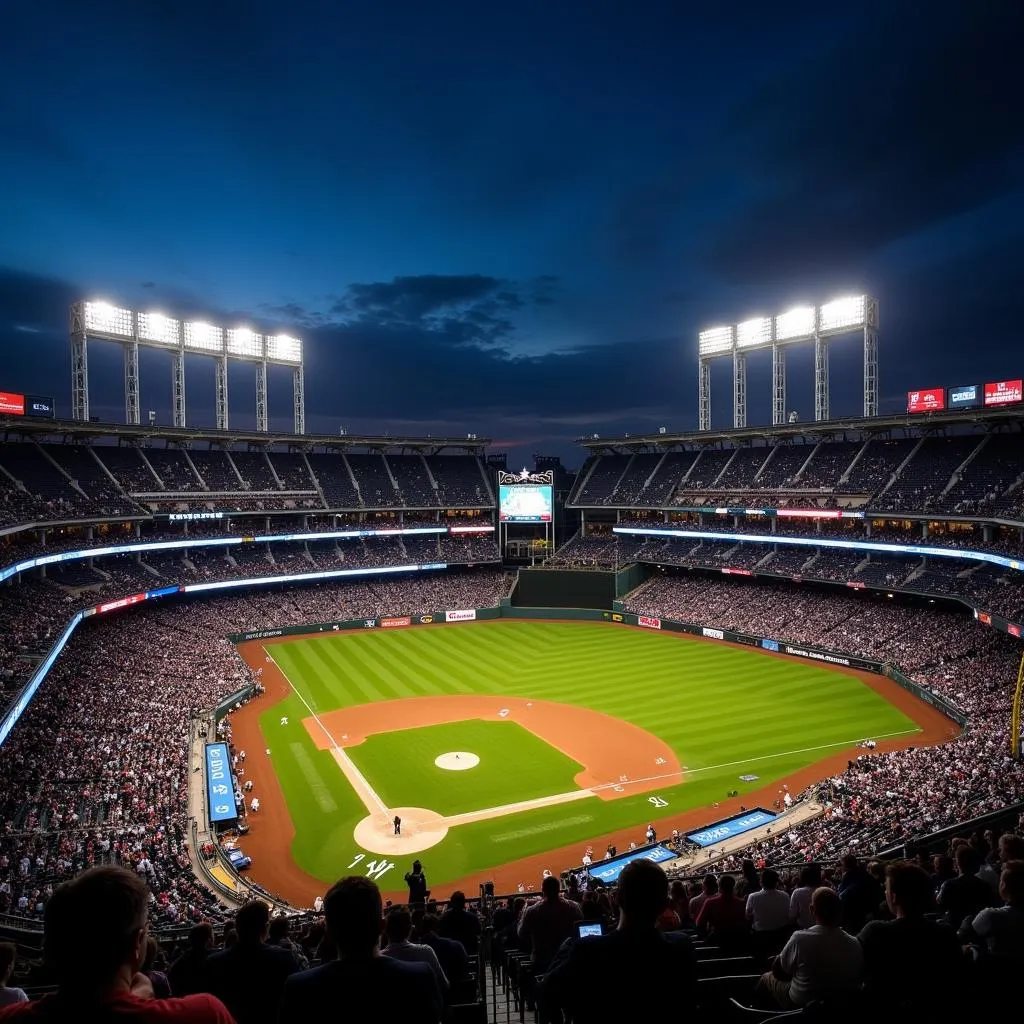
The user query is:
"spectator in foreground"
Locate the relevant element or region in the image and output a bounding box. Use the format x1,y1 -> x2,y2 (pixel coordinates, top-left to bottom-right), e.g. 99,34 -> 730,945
542,859 -> 696,1022
0,866 -> 232,1023
517,875 -> 583,971
859,863 -> 964,1013
202,900 -> 299,1024
963,859 -> 1024,961
279,876 -> 440,1024
417,914 -> 469,990
168,923 -> 215,998
0,943 -> 26,1008
438,891 -> 481,955
758,887 -> 862,1010
695,873 -> 748,948
381,907 -> 448,1001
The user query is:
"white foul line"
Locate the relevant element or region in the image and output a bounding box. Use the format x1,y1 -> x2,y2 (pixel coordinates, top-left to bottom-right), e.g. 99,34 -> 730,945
587,726 -> 922,795
265,648 -> 388,815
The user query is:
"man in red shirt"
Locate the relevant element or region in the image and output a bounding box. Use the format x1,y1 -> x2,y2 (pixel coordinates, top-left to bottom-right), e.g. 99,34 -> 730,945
695,874 -> 749,949
0,866 -> 234,1023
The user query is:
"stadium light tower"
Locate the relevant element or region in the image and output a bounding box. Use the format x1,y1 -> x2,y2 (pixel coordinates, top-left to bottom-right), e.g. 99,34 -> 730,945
697,294 -> 878,430
69,302 -> 305,433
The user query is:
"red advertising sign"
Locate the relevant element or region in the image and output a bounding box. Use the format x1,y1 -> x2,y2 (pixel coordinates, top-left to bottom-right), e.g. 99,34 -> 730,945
97,592 -> 147,614
845,581 -> 865,590
721,568 -> 753,576
906,388 -> 945,414
380,616 -> 412,628
637,615 -> 661,629
977,611 -> 992,625
1009,624 -> 1021,638
983,380 -> 1023,407
0,392 -> 25,416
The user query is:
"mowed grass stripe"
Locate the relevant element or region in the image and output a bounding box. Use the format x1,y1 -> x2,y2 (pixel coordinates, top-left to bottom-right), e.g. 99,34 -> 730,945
265,620 -> 922,888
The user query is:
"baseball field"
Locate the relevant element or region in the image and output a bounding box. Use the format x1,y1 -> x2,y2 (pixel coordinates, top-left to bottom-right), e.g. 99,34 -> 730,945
230,620 -> 955,903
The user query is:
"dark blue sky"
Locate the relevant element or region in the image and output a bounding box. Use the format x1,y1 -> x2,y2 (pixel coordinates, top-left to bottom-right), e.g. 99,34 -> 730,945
1,0 -> 1021,466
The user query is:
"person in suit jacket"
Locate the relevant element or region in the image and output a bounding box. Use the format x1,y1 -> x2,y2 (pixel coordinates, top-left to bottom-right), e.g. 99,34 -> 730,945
279,876 -> 440,1024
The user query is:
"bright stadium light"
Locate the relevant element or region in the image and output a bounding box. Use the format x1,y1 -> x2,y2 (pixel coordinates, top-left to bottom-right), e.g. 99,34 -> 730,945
183,321 -> 224,353
138,312 -> 180,345
774,305 -> 816,341
226,327 -> 263,358
698,326 -> 734,356
84,301 -> 133,337
736,316 -> 772,349
818,295 -> 866,333
266,333 -> 302,363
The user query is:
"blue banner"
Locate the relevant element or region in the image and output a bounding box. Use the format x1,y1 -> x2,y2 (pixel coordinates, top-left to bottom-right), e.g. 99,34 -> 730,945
761,639 -> 780,652
685,808 -> 777,848
587,843 -> 676,884
204,743 -> 237,823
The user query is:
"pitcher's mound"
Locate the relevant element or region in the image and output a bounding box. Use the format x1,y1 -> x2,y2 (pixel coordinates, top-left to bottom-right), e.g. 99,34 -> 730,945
353,807 -> 449,855
435,751 -> 480,771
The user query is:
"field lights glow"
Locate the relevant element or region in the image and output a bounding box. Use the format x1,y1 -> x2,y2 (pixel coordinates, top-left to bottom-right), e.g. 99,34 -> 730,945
138,312 -> 180,345
227,327 -> 263,358
736,317 -> 772,349
818,295 -> 866,333
84,301 -> 133,337
774,305 -> 815,341
266,333 -> 302,363
184,321 -> 224,353
698,326 -> 734,356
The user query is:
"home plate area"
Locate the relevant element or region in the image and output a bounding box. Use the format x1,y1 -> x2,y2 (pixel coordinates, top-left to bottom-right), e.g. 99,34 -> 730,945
353,807 -> 450,856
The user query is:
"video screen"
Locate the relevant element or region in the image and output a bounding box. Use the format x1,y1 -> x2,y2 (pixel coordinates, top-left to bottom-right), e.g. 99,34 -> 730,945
499,484 -> 553,523
984,380 -> 1023,407
906,388 -> 945,414
947,384 -> 981,410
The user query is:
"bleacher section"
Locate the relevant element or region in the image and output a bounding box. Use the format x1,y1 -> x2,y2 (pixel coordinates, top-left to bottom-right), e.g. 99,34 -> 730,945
571,430 -> 1024,521
0,442 -> 495,530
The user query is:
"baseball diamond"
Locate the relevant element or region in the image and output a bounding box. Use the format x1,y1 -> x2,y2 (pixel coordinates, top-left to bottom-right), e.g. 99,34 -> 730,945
228,618 -> 954,904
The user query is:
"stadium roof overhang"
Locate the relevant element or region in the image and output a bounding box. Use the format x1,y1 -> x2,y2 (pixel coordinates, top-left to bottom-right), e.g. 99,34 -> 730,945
575,408 -> 1024,453
0,417 -> 490,455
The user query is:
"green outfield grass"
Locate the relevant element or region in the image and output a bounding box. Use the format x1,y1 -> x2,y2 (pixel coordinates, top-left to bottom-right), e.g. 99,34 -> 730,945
346,720 -> 584,816
256,620 -> 921,889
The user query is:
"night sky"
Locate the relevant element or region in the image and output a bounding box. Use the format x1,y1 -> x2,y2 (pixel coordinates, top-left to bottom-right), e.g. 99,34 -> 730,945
1,1 -> 1021,467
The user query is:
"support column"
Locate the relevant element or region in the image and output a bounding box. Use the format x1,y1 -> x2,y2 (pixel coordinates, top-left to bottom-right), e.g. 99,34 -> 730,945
256,361 -> 268,432
71,336 -> 89,422
172,348 -> 186,428
124,341 -> 140,425
215,355 -> 229,430
732,349 -> 747,429
863,327 -> 878,418
293,364 -> 305,435
772,344 -> 786,425
698,358 -> 711,431
814,335 -> 830,421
